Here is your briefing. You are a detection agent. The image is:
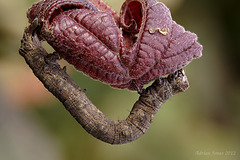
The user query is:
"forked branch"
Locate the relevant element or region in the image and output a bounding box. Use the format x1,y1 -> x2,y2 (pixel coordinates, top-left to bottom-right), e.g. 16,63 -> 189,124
19,22 -> 189,144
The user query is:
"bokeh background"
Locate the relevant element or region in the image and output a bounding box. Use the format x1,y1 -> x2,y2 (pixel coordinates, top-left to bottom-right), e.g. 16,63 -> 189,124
0,0 -> 239,160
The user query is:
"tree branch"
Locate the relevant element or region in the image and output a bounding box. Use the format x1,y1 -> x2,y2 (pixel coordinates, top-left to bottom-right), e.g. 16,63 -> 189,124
19,21 -> 189,144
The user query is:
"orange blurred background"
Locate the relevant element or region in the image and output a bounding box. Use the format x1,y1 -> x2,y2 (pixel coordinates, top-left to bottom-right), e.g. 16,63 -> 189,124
0,0 -> 239,160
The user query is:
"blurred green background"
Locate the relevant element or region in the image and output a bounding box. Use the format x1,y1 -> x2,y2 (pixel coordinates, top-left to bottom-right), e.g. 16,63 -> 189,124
0,0 -> 239,160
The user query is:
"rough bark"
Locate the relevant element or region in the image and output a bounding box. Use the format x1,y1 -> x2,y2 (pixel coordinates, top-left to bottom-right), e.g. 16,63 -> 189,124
19,21 -> 189,144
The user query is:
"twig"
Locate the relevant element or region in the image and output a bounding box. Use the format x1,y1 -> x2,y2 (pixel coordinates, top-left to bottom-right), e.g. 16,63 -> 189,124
19,21 -> 189,144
